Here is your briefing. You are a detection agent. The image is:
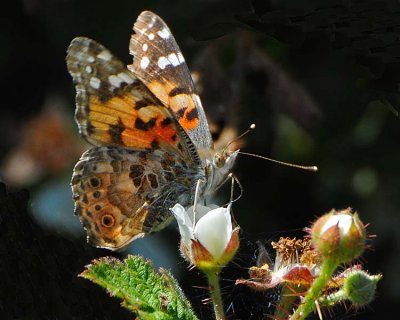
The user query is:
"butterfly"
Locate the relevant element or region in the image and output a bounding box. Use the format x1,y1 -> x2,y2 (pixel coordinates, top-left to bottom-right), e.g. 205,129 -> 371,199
66,11 -> 238,250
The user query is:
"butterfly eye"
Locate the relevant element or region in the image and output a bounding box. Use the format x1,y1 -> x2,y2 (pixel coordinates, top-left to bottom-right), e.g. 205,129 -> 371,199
213,153 -> 225,168
101,214 -> 116,228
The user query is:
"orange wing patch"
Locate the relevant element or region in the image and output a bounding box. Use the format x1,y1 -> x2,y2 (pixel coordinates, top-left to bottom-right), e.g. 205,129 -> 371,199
78,90 -> 179,150
147,80 -> 199,131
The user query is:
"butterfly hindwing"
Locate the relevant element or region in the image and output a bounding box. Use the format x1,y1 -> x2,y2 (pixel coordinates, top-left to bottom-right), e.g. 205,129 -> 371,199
129,11 -> 213,151
71,146 -> 197,249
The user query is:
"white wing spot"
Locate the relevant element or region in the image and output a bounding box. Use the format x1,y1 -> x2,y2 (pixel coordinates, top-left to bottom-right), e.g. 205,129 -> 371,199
85,66 -> 92,73
168,53 -> 180,66
148,33 -> 155,40
97,50 -> 112,61
140,56 -> 150,69
90,77 -> 101,89
177,52 -> 185,64
157,28 -> 170,39
118,72 -> 135,84
148,16 -> 156,28
108,75 -> 123,87
87,56 -> 95,63
142,43 -> 148,52
74,73 -> 82,82
158,56 -> 171,69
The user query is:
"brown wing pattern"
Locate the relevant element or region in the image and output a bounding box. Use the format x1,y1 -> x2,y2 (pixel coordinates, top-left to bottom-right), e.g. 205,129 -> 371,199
71,147 -> 196,249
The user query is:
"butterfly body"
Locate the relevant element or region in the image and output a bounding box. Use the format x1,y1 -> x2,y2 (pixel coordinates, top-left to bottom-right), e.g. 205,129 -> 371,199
67,11 -> 237,249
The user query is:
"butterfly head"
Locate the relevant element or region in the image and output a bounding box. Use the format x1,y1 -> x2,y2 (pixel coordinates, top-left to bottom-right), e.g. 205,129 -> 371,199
202,124 -> 257,194
212,123 -> 255,170
202,148 -> 239,197
213,148 -> 239,170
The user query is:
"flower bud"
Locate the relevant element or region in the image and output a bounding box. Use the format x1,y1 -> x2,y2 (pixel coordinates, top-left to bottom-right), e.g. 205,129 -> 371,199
342,270 -> 382,307
171,203 -> 239,271
311,208 -> 366,263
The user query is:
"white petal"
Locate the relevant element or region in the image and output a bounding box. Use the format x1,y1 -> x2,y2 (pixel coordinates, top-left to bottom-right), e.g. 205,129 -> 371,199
186,204 -> 218,223
194,206 -> 232,260
321,214 -> 352,236
225,204 -> 233,233
171,204 -> 193,246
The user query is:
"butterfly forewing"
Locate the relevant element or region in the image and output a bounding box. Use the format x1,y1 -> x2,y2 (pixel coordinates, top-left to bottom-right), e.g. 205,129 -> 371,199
129,11 -> 213,152
66,37 -> 192,156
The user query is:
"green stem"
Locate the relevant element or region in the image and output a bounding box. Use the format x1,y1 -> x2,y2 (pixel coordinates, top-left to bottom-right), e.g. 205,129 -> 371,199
319,289 -> 347,308
204,269 -> 225,320
290,259 -> 337,320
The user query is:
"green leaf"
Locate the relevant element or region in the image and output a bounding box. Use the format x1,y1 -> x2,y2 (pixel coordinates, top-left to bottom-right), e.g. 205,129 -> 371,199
80,255 -> 198,320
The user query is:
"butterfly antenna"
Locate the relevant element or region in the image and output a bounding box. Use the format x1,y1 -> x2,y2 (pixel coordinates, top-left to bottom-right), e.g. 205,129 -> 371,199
238,152 -> 318,172
223,123 -> 256,152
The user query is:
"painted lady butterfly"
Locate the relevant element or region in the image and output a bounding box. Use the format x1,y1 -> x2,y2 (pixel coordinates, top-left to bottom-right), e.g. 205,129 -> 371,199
66,11 -> 238,249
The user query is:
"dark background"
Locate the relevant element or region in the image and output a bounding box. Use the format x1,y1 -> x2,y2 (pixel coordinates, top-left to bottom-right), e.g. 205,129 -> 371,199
1,0 -> 399,319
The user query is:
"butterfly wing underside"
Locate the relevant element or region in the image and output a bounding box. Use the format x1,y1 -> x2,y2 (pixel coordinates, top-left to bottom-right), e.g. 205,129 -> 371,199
72,147 -> 194,249
66,37 -> 199,249
129,11 -> 213,153
66,37 -> 191,154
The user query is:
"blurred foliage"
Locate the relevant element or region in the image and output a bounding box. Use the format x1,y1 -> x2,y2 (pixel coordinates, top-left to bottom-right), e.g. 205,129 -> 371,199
1,0 -> 399,318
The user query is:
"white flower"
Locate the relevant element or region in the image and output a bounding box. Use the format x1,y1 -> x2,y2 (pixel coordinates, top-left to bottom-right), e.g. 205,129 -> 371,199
171,203 -> 239,270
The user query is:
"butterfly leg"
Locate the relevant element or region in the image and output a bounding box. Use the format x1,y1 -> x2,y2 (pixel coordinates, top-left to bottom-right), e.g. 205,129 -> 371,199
192,178 -> 206,228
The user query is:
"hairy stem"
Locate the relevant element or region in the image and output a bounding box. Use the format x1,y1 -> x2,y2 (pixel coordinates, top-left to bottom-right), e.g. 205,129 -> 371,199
205,269 -> 225,320
290,259 -> 337,320
318,288 -> 347,308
